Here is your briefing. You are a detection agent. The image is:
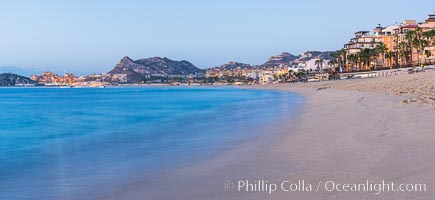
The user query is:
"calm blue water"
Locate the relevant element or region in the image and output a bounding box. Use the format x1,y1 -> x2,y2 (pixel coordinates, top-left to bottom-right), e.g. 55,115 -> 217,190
0,87 -> 302,200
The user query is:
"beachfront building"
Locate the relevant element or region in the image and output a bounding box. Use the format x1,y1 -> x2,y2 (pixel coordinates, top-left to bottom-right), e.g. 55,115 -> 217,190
349,31 -> 384,51
259,70 -> 275,84
343,14 -> 435,71
373,25 -> 400,68
344,31 -> 383,70
392,20 -> 419,67
295,59 -> 324,71
373,25 -> 399,51
392,16 -> 435,67
344,31 -> 381,54
420,14 -> 435,64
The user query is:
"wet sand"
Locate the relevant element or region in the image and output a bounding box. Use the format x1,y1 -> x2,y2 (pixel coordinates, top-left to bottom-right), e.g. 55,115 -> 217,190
103,71 -> 435,200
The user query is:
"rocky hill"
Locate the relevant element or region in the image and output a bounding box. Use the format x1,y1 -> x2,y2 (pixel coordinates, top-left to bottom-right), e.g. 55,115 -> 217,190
297,51 -> 335,62
259,51 -> 335,67
210,62 -> 253,70
261,52 -> 299,67
108,56 -> 204,83
0,73 -> 36,86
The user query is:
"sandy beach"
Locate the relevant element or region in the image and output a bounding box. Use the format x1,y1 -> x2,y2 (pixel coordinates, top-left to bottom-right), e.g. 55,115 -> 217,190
286,70 -> 435,107
104,70 -> 435,200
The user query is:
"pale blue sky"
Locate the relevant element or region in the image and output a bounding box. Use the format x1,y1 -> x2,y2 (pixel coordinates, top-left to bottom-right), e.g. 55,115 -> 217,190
0,0 -> 433,74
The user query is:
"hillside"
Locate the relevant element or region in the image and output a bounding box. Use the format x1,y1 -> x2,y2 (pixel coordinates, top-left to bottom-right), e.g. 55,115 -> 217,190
0,73 -> 36,86
259,51 -> 334,68
261,52 -> 299,67
209,62 -> 253,70
108,56 -> 204,83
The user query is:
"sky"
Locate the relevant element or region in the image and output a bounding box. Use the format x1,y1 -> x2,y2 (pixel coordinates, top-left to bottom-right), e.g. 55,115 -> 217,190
0,0 -> 433,74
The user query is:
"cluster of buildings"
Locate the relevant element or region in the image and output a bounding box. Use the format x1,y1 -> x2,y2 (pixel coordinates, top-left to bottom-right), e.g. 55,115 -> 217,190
206,65 -> 289,84
26,14 -> 435,86
205,14 -> 435,84
31,72 -> 78,86
205,52 -> 335,84
343,14 -> 435,70
30,71 -> 127,87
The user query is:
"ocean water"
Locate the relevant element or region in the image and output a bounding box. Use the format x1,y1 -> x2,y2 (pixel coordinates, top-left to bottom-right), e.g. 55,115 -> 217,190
0,87 -> 302,199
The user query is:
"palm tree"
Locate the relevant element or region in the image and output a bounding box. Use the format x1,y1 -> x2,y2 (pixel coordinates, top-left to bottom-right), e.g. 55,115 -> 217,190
328,60 -> 337,68
330,52 -> 338,65
356,52 -> 362,71
412,28 -> 426,66
422,29 -> 435,46
405,30 -> 415,66
429,29 -> 435,46
331,50 -> 346,72
430,30 -> 435,63
356,51 -> 363,71
360,49 -> 373,71
399,41 -> 411,67
338,48 -> 346,72
385,51 -> 391,68
422,29 -> 435,64
315,59 -> 324,71
404,28 -> 430,66
347,54 -> 357,72
390,51 -> 396,68
370,48 -> 378,70
293,70 -> 307,81
385,51 -> 395,69
375,42 -> 388,69
328,60 -> 336,65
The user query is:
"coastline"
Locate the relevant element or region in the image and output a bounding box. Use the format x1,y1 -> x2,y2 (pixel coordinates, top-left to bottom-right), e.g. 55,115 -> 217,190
0,87 -> 302,200
103,73 -> 434,200
3,3 -> 435,200
248,87 -> 435,199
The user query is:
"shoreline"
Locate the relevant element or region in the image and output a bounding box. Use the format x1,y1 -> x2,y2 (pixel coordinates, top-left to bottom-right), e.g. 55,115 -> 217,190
97,88 -> 304,200
102,71 -> 435,200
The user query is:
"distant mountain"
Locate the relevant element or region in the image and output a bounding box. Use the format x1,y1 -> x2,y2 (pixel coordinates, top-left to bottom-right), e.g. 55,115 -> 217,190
258,51 -> 335,67
0,73 -> 36,86
108,56 -> 204,83
297,51 -> 335,62
261,52 -> 298,67
210,61 -> 253,70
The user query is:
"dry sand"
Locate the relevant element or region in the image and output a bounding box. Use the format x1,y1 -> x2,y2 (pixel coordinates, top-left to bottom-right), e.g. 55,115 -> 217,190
287,70 -> 435,107
103,71 -> 435,200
